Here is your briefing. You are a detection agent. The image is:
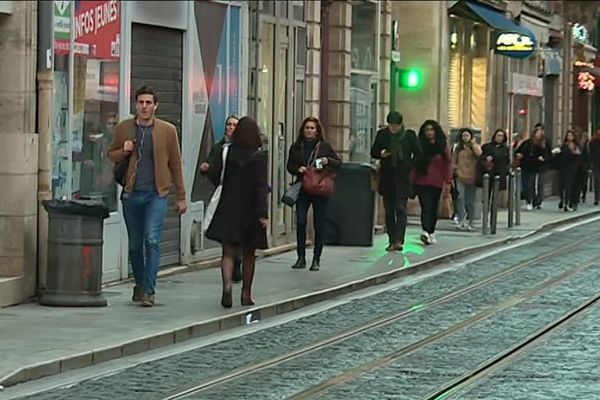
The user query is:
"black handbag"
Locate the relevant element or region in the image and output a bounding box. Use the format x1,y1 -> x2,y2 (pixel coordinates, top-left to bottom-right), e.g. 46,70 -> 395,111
113,156 -> 131,187
113,125 -> 134,187
282,181 -> 302,207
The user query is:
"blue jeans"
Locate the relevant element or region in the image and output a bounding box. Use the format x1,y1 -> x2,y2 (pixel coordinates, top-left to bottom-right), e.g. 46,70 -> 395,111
122,191 -> 168,294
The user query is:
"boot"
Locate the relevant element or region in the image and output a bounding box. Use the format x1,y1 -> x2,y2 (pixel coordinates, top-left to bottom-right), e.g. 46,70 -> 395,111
241,260 -> 256,306
309,258 -> 320,272
291,257 -> 306,269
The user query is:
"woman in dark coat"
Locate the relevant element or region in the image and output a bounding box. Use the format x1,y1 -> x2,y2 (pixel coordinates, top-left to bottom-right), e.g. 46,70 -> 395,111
589,128 -> 600,205
287,116 -> 341,271
557,129 -> 582,211
206,117 -> 269,308
481,128 -> 510,217
515,128 -> 551,210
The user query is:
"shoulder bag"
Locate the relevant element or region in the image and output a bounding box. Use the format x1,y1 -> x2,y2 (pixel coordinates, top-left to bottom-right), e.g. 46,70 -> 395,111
302,143 -> 336,198
203,144 -> 230,233
113,123 -> 134,187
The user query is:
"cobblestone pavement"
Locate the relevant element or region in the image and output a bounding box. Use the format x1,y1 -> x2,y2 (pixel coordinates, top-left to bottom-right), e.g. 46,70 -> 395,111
9,221 -> 600,400
448,301 -> 600,399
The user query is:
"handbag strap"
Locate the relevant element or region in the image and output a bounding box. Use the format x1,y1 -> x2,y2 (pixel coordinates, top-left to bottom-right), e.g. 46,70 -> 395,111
308,142 -> 321,165
219,144 -> 230,185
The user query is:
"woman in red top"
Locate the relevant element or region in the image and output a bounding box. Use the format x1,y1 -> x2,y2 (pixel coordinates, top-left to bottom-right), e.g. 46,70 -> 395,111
413,120 -> 453,245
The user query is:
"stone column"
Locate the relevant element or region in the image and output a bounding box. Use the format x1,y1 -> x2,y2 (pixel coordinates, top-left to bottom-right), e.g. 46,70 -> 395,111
0,0 -> 39,306
305,0 -> 321,119
379,0 -> 392,125
391,0 -> 447,130
326,0 -> 352,160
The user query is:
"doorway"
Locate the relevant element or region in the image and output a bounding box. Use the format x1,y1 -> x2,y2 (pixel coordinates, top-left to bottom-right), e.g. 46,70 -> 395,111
130,23 -> 183,267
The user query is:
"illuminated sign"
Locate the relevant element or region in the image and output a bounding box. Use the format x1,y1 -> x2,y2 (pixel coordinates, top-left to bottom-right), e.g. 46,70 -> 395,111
575,61 -> 594,68
494,32 -> 535,59
578,71 -> 595,91
572,23 -> 589,44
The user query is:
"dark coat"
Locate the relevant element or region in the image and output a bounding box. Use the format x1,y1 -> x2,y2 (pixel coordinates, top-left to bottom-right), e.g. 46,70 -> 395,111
286,140 -> 342,181
589,140 -> 600,173
516,139 -> 551,174
205,144 -> 269,249
480,142 -> 510,190
370,127 -> 422,196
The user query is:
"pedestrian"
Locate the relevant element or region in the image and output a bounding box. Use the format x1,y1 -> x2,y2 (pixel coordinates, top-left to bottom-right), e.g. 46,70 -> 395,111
107,85 -> 187,307
452,128 -> 482,231
557,130 -> 582,211
371,111 -> 422,252
200,115 -> 243,283
413,120 -> 452,245
515,127 -> 551,210
205,117 -> 269,308
287,116 -> 341,271
589,128 -> 600,206
576,131 -> 590,204
480,129 -> 510,218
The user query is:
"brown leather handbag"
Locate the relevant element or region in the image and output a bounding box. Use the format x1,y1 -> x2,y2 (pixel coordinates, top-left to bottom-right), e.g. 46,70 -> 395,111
302,168 -> 336,198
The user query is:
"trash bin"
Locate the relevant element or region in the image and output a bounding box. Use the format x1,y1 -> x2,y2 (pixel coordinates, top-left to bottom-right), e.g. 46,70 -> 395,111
40,199 -> 110,307
324,163 -> 376,246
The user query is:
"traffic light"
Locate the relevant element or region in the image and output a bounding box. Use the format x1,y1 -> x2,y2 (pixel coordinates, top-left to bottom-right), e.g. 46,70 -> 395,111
398,68 -> 422,89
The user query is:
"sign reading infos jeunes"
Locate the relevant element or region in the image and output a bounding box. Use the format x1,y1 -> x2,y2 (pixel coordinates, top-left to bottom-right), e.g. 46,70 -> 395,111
54,0 -> 120,59
494,31 -> 536,59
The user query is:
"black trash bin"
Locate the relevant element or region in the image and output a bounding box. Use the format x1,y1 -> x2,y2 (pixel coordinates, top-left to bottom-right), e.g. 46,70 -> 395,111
324,163 -> 376,246
41,199 -> 110,307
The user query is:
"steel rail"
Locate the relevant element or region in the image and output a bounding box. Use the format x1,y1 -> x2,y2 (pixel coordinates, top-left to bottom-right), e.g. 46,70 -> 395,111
160,235 -> 600,400
290,257 -> 600,400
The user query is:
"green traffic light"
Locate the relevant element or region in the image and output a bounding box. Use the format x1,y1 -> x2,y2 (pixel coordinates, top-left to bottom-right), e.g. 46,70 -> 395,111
397,68 -> 422,89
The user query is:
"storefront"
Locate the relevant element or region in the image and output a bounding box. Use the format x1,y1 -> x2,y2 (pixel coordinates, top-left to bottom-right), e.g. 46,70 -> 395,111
571,23 -> 598,135
50,0 -> 248,283
448,0 -> 537,143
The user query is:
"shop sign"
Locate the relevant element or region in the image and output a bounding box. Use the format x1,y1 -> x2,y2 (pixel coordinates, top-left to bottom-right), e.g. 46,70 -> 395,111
578,72 -> 595,91
509,73 -> 543,97
54,0 -> 120,59
494,32 -> 535,59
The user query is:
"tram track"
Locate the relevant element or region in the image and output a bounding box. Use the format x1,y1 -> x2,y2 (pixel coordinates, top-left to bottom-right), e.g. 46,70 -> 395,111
426,293 -> 600,400
160,234 -> 600,400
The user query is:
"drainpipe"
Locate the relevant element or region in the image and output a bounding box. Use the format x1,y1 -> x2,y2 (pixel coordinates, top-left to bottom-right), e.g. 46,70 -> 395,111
36,0 -> 54,293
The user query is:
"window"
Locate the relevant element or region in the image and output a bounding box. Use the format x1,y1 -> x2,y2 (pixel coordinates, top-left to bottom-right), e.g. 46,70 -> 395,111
52,0 -> 121,212
351,2 -> 377,71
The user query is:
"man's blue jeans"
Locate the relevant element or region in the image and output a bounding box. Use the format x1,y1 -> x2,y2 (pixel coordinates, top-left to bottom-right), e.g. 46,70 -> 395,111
122,191 -> 168,295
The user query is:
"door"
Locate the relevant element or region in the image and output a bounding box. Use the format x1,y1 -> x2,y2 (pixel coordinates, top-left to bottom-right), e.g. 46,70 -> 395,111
130,24 -> 183,267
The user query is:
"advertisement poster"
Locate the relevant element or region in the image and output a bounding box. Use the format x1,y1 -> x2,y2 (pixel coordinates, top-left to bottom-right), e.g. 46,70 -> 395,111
54,0 -> 120,59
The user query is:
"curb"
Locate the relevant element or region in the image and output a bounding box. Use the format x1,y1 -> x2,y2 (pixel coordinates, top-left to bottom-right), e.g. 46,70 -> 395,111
2,210 -> 599,388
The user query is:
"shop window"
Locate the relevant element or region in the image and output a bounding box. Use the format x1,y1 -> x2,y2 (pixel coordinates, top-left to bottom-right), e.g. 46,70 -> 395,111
350,74 -> 376,162
292,0 -> 304,21
296,28 -> 307,67
52,0 -> 121,212
351,1 -> 377,72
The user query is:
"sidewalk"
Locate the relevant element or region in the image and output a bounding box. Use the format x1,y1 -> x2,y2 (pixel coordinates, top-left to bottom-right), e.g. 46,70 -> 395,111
1,197 -> 599,387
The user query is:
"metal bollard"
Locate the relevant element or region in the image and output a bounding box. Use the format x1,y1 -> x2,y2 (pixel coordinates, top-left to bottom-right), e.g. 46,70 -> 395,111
515,168 -> 521,226
482,174 -> 490,235
490,176 -> 500,235
507,172 -> 514,228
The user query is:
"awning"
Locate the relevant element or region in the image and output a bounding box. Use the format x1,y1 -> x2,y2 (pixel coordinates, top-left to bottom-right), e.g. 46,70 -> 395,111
449,0 -> 534,38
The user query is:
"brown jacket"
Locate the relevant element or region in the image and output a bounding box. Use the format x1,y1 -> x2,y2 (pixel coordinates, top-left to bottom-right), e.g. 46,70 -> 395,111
452,143 -> 482,185
107,118 -> 186,201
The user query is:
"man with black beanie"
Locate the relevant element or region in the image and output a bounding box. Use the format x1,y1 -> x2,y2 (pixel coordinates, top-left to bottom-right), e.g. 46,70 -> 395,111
371,111 -> 422,251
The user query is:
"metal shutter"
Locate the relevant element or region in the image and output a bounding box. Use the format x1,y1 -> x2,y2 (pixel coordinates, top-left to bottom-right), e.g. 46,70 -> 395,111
130,24 -> 183,268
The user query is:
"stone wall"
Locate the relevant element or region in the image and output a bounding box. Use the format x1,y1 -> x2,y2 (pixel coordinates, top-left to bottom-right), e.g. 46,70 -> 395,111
0,1 -> 39,304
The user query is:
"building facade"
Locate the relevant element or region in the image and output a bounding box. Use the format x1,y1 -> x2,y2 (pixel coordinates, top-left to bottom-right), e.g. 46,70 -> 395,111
0,0 -> 392,306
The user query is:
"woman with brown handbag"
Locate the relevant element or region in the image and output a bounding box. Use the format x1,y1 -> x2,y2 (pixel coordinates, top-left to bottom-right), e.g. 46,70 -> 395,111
286,117 -> 341,271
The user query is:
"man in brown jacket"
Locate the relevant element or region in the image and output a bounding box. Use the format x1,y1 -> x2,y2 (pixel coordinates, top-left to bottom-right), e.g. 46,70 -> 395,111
107,86 -> 187,307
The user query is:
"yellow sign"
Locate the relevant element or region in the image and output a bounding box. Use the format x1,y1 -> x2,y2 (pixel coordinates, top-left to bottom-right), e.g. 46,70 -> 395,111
495,32 -> 535,53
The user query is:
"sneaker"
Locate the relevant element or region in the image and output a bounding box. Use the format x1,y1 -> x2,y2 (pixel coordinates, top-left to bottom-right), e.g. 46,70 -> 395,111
420,231 -> 431,245
452,216 -> 459,225
141,293 -> 155,307
466,224 -> 475,232
132,286 -> 144,303
429,233 -> 437,244
457,221 -> 468,231
535,205 -> 542,210
526,204 -> 533,211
